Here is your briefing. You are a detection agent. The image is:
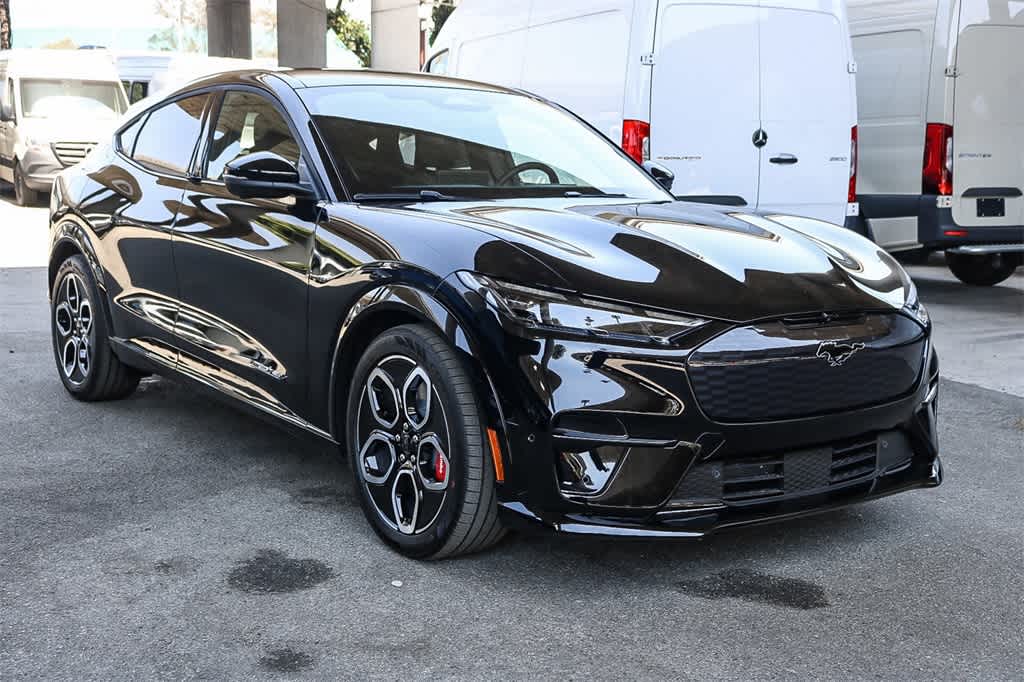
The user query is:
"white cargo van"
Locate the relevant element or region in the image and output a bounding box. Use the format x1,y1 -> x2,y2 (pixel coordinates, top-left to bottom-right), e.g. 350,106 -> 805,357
849,0 -> 1023,285
0,49 -> 128,205
427,0 -> 859,225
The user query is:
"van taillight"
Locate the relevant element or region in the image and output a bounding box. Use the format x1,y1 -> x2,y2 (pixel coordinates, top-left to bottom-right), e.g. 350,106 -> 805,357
923,123 -> 953,196
622,120 -> 650,164
848,125 -> 858,203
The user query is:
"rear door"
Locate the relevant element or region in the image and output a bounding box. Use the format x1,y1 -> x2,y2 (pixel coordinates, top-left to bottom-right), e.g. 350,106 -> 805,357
651,1 -> 761,205
756,4 -> 855,223
951,22 -> 1024,227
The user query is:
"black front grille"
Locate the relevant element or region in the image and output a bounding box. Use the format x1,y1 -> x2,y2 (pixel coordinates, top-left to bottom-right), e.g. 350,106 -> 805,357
670,436 -> 882,507
687,313 -> 926,422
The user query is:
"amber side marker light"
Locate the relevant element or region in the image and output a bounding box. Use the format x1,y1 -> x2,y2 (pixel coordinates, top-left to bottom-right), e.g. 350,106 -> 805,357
486,427 -> 505,483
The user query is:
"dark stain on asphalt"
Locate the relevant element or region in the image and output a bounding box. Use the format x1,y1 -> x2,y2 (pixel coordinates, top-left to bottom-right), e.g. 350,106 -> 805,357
227,549 -> 334,594
290,484 -> 354,508
258,647 -> 315,673
676,568 -> 829,610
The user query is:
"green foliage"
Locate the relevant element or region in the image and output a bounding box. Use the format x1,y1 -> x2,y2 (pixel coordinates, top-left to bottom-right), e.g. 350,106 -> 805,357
148,0 -> 207,53
327,1 -> 371,68
430,1 -> 457,46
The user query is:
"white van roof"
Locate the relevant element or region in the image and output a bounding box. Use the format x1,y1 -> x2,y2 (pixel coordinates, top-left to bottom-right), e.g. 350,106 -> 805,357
0,49 -> 121,81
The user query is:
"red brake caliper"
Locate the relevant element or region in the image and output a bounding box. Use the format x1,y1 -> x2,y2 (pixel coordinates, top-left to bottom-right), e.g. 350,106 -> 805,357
433,450 -> 447,483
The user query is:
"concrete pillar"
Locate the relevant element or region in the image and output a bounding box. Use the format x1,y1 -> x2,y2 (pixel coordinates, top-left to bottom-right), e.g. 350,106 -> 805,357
206,0 -> 252,59
371,0 -> 421,72
277,0 -> 327,68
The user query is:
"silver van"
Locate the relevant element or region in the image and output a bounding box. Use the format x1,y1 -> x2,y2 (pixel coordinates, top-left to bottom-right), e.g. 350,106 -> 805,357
0,49 -> 128,205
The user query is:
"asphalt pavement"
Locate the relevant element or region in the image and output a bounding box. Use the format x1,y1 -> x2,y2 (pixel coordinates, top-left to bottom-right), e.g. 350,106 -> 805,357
1,195 -> 1022,679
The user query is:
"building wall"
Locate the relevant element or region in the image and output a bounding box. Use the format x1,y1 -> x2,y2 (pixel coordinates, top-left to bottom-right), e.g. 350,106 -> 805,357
371,0 -> 421,71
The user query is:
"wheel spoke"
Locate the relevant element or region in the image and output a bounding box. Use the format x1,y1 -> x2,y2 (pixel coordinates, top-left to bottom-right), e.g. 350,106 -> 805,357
366,367 -> 400,429
401,365 -> 431,431
391,469 -> 420,534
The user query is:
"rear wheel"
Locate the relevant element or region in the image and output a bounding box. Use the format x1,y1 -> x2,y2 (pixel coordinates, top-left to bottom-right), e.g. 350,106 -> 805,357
14,161 -> 41,207
346,323 -> 505,559
946,252 -> 1018,286
51,255 -> 141,400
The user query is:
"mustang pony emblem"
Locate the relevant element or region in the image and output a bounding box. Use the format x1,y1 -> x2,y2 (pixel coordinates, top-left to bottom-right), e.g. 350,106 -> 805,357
816,341 -> 865,367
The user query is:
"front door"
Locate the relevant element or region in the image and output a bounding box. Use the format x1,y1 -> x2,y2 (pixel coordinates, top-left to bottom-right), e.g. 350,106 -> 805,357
172,88 -> 318,426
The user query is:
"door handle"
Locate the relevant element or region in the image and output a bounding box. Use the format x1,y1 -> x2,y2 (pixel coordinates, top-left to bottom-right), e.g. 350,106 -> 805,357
769,154 -> 798,165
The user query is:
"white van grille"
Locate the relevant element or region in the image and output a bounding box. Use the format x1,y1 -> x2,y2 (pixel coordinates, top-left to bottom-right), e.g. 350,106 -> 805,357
52,142 -> 96,167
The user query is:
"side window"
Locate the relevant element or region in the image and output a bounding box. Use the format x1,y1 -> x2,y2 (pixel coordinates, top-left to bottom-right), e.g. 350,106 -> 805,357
132,93 -> 209,175
117,115 -> 146,156
205,91 -> 300,181
426,50 -> 448,75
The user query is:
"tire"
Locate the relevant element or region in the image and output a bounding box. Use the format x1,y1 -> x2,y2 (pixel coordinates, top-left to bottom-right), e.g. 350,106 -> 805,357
51,255 -> 141,401
946,252 -> 1017,286
14,161 -> 41,207
346,323 -> 505,559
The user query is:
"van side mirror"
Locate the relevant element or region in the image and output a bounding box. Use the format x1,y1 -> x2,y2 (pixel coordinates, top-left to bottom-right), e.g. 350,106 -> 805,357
223,151 -> 313,200
642,160 -> 674,192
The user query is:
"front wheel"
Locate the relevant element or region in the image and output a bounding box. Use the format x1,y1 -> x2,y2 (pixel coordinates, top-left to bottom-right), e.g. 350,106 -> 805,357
946,252 -> 1018,286
346,324 -> 505,559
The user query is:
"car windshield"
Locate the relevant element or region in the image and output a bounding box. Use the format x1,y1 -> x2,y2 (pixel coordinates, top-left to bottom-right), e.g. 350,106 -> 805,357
20,79 -> 127,119
300,84 -> 672,201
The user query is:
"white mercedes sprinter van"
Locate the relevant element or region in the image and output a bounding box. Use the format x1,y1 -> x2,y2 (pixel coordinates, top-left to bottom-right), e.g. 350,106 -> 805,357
427,0 -> 859,225
0,49 -> 128,205
849,0 -> 1023,285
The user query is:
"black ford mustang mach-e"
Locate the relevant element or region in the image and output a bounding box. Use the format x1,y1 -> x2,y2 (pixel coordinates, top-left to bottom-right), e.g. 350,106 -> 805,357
47,70 -> 941,558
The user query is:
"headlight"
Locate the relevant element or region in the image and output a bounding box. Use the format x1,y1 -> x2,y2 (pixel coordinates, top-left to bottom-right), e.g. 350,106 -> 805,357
458,271 -> 708,345
904,281 -> 930,327
23,136 -> 49,149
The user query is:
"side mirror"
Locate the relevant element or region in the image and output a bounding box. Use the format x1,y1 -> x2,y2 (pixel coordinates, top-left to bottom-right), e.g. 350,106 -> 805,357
642,160 -> 674,192
223,151 -> 313,200
0,102 -> 14,123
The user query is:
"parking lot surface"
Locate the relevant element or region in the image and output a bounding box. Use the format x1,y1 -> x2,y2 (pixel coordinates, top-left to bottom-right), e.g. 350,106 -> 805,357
1,196 -> 1022,679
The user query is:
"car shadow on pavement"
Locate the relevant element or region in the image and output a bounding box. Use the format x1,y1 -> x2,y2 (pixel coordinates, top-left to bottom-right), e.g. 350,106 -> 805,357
105,374 -> 894,584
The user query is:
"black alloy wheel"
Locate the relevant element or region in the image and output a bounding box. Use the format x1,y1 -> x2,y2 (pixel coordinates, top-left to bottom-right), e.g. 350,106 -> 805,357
51,255 -> 140,400
347,324 -> 504,559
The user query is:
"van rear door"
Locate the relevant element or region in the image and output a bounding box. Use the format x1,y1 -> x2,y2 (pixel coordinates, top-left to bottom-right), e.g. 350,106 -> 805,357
756,5 -> 855,224
951,23 -> 1024,228
651,1 -> 760,207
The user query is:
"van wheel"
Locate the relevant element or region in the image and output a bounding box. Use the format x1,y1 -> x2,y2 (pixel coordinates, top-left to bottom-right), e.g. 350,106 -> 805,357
51,255 -> 141,400
14,161 -> 41,207
346,323 -> 505,559
946,252 -> 1017,286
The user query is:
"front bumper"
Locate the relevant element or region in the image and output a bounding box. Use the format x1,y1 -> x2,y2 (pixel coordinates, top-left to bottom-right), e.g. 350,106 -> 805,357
454,278 -> 942,539
20,144 -> 63,191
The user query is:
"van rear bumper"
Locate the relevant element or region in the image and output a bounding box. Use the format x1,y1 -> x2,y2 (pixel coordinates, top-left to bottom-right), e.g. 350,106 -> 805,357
856,193 -> 1024,251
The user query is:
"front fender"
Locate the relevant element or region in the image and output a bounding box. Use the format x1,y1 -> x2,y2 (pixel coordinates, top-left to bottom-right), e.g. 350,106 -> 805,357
321,277 -> 521,490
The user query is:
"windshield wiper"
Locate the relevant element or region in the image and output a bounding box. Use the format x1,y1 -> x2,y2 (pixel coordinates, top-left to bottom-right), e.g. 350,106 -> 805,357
563,191 -> 628,198
352,190 -> 463,203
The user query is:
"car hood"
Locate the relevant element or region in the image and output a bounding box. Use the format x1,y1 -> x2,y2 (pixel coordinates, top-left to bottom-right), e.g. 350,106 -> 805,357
408,198 -> 913,323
